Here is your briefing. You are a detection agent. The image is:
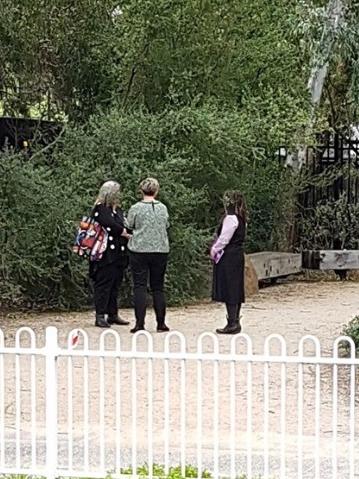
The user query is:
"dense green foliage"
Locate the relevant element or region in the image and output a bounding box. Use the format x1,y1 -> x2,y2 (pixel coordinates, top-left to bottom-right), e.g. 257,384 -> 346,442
121,463 -> 212,478
296,163 -> 359,250
342,315 -> 359,355
299,194 -> 359,250
1,0 -> 358,309
0,105 -> 296,308
0,0 -> 309,120
295,0 -> 359,130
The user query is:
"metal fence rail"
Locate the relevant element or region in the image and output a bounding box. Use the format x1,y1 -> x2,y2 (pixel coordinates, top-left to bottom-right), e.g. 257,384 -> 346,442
0,326 -> 358,479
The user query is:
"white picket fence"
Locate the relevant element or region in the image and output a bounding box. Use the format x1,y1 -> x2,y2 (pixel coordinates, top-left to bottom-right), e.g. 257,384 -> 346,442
0,326 -> 358,479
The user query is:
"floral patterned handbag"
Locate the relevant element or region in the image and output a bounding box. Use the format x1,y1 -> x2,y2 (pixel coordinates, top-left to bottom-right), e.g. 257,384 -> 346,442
73,215 -> 108,261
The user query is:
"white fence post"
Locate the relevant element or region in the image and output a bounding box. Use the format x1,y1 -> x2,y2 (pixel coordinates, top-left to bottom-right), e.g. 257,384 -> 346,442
45,326 -> 58,479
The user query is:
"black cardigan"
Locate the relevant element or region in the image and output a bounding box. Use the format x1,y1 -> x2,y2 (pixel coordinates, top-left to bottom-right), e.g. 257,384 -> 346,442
91,203 -> 128,267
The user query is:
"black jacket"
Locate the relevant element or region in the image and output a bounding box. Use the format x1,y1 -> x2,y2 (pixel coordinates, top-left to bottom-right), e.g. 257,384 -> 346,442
91,203 -> 128,268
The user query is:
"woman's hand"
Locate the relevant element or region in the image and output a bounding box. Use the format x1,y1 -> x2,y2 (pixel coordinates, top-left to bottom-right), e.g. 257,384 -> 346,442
121,228 -> 132,240
210,245 -> 224,264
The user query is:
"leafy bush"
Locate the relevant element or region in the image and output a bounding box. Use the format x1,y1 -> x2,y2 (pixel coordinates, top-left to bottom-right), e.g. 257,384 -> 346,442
0,104 -> 295,310
121,464 -> 211,479
299,194 -> 359,250
0,150 -> 90,308
342,316 -> 359,353
119,464 -> 251,479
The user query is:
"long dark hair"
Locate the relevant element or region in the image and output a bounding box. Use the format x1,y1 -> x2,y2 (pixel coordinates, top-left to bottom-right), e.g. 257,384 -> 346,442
223,190 -> 247,223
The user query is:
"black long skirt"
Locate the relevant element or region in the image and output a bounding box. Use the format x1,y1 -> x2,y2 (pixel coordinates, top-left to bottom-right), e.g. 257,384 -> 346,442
212,249 -> 245,304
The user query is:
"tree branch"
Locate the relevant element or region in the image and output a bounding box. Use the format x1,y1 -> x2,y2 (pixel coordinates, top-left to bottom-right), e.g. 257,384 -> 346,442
122,65 -> 137,109
29,125 -> 66,161
324,80 -> 338,131
122,42 -> 150,109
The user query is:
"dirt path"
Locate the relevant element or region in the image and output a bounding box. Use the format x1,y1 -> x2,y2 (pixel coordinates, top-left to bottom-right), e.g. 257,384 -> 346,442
1,280 -> 358,349
0,280 -> 358,478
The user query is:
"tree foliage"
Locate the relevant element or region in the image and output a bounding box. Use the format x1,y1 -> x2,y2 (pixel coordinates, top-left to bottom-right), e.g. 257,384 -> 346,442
295,0 -> 359,130
2,0 -> 358,309
0,104 -> 295,309
0,0 -> 310,120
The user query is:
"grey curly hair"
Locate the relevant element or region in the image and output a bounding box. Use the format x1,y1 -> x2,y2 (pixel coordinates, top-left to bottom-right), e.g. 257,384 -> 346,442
95,181 -> 121,207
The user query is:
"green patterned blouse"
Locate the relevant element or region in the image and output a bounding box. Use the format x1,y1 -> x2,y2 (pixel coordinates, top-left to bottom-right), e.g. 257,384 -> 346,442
126,200 -> 170,253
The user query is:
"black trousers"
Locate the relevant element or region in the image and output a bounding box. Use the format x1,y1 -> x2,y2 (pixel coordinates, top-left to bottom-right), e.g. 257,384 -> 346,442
93,262 -> 125,317
129,252 -> 168,326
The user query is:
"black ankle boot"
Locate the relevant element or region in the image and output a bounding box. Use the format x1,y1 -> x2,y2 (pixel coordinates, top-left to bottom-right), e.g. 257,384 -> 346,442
95,314 -> 111,328
130,324 -> 145,333
216,317 -> 241,335
108,315 -> 130,326
235,315 -> 242,330
157,323 -> 170,332
216,324 -> 241,334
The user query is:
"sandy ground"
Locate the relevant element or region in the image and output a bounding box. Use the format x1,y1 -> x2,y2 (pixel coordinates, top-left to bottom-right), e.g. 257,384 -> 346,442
0,280 -> 358,478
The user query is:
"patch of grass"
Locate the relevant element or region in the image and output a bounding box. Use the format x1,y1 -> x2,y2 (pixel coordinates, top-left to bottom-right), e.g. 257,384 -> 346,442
119,465 -> 212,478
0,467 -> 267,479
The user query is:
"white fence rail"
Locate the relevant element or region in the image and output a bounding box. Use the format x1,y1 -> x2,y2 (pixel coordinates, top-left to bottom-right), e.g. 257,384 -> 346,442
0,326 -> 358,479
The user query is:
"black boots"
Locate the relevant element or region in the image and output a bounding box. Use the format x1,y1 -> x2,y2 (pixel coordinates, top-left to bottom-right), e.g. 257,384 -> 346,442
130,322 -> 170,333
157,323 -> 170,332
95,314 -> 110,328
216,303 -> 242,335
130,324 -> 145,333
95,314 -> 129,328
108,315 -> 130,326
216,317 -> 242,335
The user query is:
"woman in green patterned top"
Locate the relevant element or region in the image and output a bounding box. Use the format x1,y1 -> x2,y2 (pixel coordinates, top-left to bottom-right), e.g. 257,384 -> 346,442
126,178 -> 170,333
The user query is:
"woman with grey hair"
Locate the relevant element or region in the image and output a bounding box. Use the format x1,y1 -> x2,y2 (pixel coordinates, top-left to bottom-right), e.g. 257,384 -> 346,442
90,180 -> 131,328
126,177 -> 170,333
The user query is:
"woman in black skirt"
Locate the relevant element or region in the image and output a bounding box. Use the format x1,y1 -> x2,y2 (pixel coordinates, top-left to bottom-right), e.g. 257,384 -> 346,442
210,191 -> 246,334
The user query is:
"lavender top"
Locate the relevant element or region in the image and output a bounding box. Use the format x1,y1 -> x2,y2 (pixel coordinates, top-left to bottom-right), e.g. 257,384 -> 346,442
211,215 -> 239,259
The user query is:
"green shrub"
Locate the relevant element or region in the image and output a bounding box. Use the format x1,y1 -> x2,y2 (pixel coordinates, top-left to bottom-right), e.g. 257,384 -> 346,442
121,464 -> 211,479
342,316 -> 359,353
0,150 -> 89,308
0,104 -> 293,310
118,464 -> 254,479
299,194 -> 359,250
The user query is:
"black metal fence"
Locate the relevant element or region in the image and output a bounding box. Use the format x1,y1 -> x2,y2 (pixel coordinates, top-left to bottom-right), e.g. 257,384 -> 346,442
279,132 -> 359,208
278,133 -> 359,251
0,116 -> 61,152
306,133 -> 359,207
